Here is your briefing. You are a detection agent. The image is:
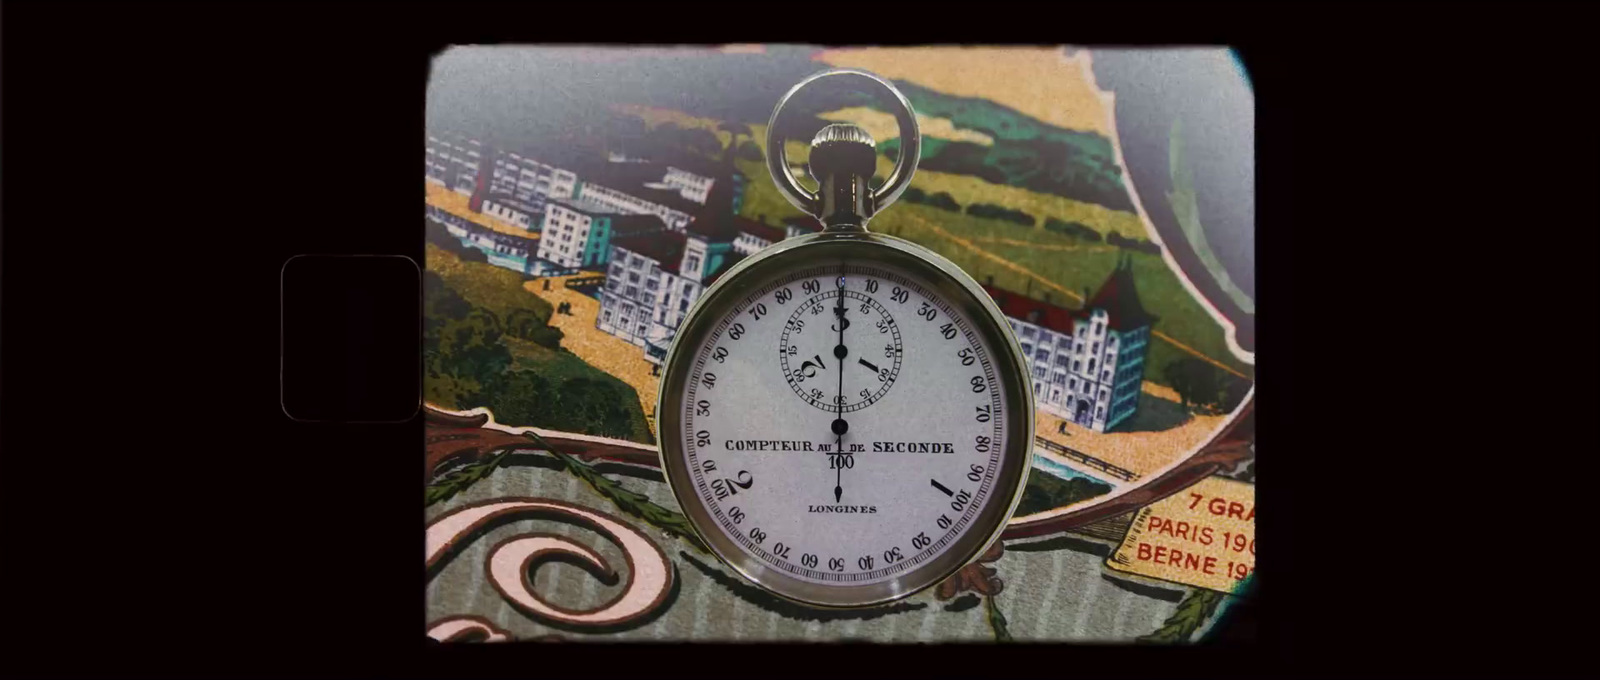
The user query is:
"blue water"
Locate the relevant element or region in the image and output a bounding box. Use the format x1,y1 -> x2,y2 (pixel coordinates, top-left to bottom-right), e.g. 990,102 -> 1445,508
1031,452 -> 1109,485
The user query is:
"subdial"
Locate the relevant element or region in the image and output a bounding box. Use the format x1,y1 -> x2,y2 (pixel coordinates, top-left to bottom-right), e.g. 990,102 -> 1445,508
778,289 -> 903,413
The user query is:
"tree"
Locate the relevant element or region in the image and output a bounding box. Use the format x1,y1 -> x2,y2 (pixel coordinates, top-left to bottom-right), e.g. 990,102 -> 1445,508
1220,376 -> 1252,413
550,377 -> 635,440
423,271 -> 470,325
927,191 -> 961,212
457,246 -> 488,264
1163,357 -> 1222,413
492,370 -> 558,429
505,308 -> 548,340
736,139 -> 763,162
718,121 -> 753,163
683,128 -> 722,158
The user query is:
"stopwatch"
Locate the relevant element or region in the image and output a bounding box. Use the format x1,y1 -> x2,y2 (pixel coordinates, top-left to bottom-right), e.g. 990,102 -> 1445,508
658,69 -> 1034,608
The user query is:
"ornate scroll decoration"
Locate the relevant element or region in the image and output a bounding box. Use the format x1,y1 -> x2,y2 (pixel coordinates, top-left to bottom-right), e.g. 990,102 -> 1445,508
935,542 -> 1006,601
426,616 -> 512,643
1002,401 -> 1254,540
426,498 -> 676,632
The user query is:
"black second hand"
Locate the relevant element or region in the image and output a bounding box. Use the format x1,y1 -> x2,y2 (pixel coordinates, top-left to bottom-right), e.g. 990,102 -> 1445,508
833,276 -> 847,503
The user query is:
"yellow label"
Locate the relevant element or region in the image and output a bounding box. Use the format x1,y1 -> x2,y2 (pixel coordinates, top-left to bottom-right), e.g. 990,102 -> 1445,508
1106,476 -> 1255,593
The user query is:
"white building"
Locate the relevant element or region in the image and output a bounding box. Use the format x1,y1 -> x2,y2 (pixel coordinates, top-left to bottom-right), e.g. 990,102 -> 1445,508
982,255 -> 1157,432
596,219 -> 744,361
663,166 -> 715,204
536,198 -> 666,271
604,155 -> 717,205
426,204 -> 542,276
731,216 -> 785,256
480,194 -> 540,231
489,151 -> 560,214
575,181 -> 694,231
424,132 -> 483,196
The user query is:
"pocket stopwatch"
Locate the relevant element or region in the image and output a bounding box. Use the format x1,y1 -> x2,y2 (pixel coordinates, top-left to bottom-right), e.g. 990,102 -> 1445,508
657,69 -> 1034,608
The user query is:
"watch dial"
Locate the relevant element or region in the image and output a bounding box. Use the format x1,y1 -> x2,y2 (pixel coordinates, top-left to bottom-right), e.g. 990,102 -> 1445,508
676,260 -> 1012,587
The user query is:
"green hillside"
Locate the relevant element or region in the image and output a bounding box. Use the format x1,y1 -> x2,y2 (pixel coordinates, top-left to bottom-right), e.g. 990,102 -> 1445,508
729,153 -> 1254,385
615,108 -> 1254,390
425,243 -> 653,444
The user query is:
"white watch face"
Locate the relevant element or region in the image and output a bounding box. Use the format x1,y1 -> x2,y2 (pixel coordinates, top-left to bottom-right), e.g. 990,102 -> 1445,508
672,258 -> 1015,589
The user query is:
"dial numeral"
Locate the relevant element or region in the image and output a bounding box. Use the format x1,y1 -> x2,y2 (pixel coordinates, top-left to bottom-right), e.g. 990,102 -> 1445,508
702,373 -> 717,389
712,347 -> 728,363
937,514 -> 953,530
775,288 -> 793,304
749,303 -> 768,321
975,404 -> 991,422
974,435 -> 990,453
696,430 -> 711,447
858,555 -> 875,570
728,506 -> 744,524
917,301 -> 936,321
930,479 -> 954,497
728,323 -> 746,340
890,286 -> 909,304
883,547 -> 905,564
967,464 -> 985,482
749,527 -> 767,544
957,348 -> 975,366
938,322 -> 958,339
828,557 -> 845,572
951,489 -> 973,513
865,280 -> 879,293
802,279 -> 821,295
801,553 -> 819,568
911,532 -> 931,549
773,542 -> 791,559
712,470 -> 754,501
970,376 -> 986,393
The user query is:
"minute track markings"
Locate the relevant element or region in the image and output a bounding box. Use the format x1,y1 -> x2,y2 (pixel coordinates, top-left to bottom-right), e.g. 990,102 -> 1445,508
677,261 -> 1012,586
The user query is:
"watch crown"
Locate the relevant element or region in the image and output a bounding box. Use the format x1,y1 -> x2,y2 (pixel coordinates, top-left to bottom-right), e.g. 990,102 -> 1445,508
807,124 -> 879,203
811,123 -> 876,150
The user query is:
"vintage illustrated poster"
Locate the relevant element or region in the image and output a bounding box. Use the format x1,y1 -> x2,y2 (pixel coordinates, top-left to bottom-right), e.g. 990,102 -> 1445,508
423,45 -> 1255,643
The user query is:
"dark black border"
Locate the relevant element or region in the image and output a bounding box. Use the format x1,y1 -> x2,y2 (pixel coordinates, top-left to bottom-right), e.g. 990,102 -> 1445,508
4,2 -> 1595,678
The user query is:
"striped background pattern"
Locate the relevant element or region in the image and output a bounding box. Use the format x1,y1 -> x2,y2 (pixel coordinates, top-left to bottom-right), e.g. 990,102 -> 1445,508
426,462 -> 1192,642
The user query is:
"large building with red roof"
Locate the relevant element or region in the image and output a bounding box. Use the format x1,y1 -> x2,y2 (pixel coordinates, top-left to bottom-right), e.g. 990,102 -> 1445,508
983,254 -> 1157,432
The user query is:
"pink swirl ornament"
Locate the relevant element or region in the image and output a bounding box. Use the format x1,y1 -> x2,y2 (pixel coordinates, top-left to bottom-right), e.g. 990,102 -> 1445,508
426,616 -> 512,643
426,498 -> 674,630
